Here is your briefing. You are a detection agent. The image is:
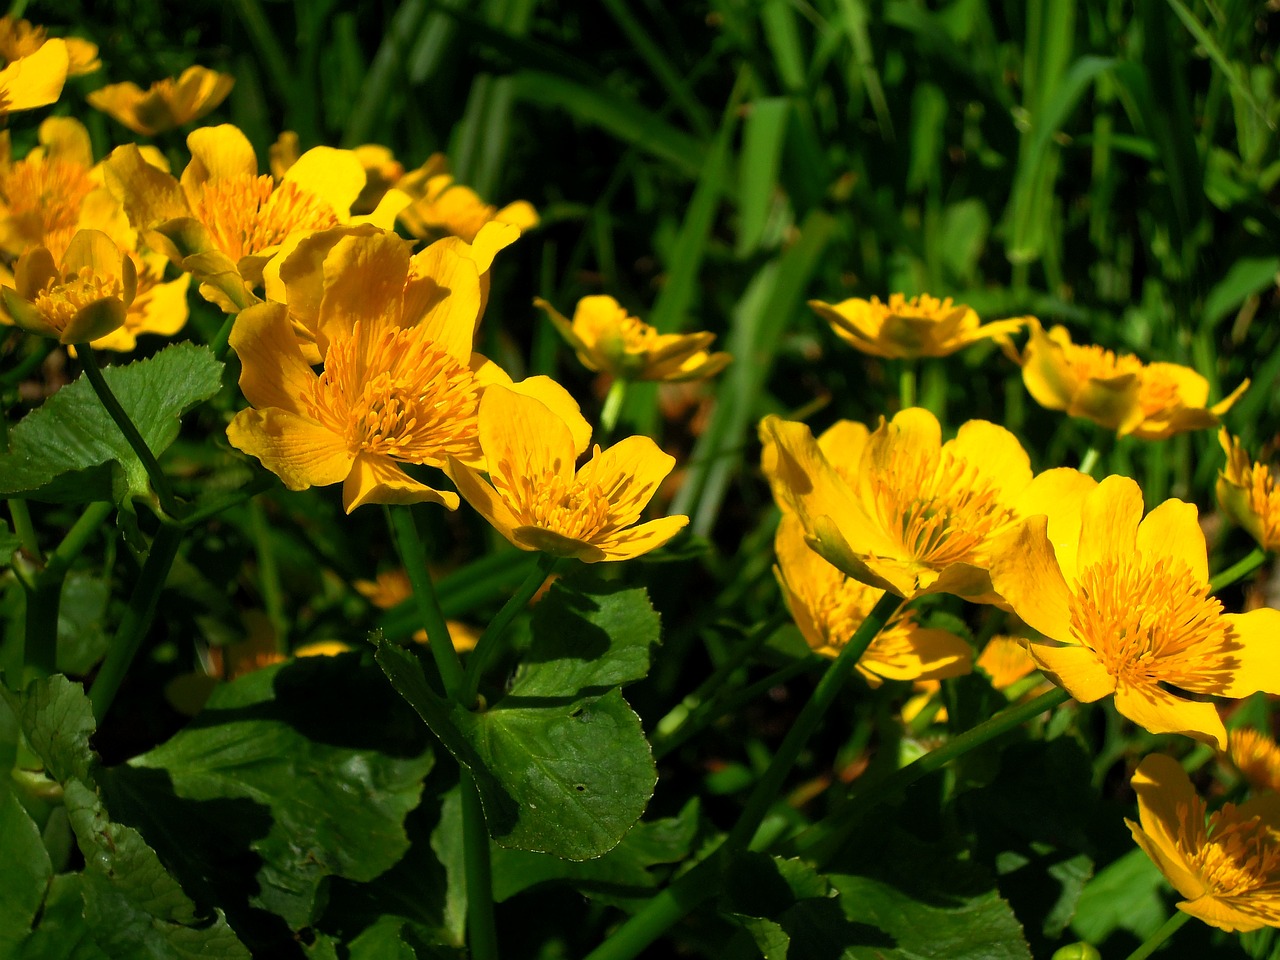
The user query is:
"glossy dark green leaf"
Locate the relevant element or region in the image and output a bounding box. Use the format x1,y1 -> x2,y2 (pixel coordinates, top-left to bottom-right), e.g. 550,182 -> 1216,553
13,874 -> 109,960
15,675 -> 96,785
0,791 -> 52,947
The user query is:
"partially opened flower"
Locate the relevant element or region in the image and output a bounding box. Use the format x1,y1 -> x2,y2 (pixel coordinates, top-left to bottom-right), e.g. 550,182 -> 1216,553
1218,429 -> 1280,552
396,153 -> 537,242
0,116 -> 102,258
2,229 -> 135,344
990,474 -> 1280,749
447,385 -> 688,562
1129,753 -> 1280,932
0,17 -> 97,75
1228,729 -> 1280,795
759,408 -> 1079,603
88,65 -> 234,136
0,36 -> 66,116
774,514 -> 971,686
810,293 -> 1025,359
87,250 -> 190,352
537,295 -> 731,382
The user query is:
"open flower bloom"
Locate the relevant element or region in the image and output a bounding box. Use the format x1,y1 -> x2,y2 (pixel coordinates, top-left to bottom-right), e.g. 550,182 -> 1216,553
990,474 -> 1280,749
2,229 -> 135,343
537,295 -> 731,382
1218,429 -> 1280,552
0,17 -> 97,75
1229,729 -> 1280,795
810,293 -> 1025,360
1129,753 -> 1280,932
0,116 -> 105,258
396,153 -> 537,243
1020,318 -> 1247,439
88,65 -> 234,136
447,385 -> 688,562
759,408 -> 1082,603
774,514 -> 971,686
0,36 -> 66,116
87,251 -> 191,352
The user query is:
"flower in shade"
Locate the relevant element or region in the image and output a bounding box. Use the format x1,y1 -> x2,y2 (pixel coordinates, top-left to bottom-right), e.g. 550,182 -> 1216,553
1228,729 -> 1280,795
0,17 -> 98,75
1129,753 -> 1280,932
396,152 -> 537,243
87,65 -> 234,136
1217,429 -> 1280,552
774,514 -> 971,686
810,293 -> 1025,360
2,229 -> 135,344
447,384 -> 688,562
0,36 -> 67,116
354,568 -> 479,651
536,295 -> 731,383
759,408 -> 1082,603
1020,318 -> 1247,439
990,474 -> 1280,750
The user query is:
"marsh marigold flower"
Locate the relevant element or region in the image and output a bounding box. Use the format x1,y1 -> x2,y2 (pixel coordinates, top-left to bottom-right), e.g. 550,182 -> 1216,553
759,408 -> 1084,603
1020,318 -> 1247,439
354,569 -> 479,651
88,65 -> 234,136
0,36 -> 66,117
396,153 -> 537,243
447,385 -> 688,562
1229,729 -> 1280,795
1217,429 -> 1280,552
0,17 -> 97,75
1129,753 -> 1280,932
810,293 -> 1024,360
990,474 -> 1280,749
537,295 -> 731,383
774,514 -> 971,686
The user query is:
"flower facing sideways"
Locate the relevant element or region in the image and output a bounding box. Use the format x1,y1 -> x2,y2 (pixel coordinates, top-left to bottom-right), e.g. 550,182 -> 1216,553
809,293 -> 1025,360
0,16 -> 97,75
1129,753 -> 1280,932
990,474 -> 1280,749
774,514 -> 971,686
88,65 -> 235,136
447,385 -> 688,562
396,152 -> 537,243
1229,729 -> 1280,796
1217,429 -> 1280,552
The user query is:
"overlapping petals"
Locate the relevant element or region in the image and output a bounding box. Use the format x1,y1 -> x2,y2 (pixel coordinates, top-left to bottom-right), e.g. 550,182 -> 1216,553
0,16 -> 97,75
810,293 -> 1024,360
0,36 -> 67,116
396,153 -> 537,243
88,65 -> 235,136
1217,429 -> 1280,551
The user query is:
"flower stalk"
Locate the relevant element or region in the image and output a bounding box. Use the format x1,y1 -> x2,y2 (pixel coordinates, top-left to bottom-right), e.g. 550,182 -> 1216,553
1124,912 -> 1191,960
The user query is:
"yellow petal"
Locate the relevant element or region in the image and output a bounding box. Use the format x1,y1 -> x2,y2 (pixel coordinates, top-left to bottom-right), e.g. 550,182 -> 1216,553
184,124 -> 257,187
103,143 -> 191,234
38,116 -> 93,168
988,515 -> 1075,641
228,302 -> 318,415
315,230 -> 409,349
226,408 -> 352,492
1114,682 -> 1226,750
576,435 -> 676,527
403,239 -> 483,362
284,146 -> 365,220
590,515 -> 689,561
446,457 -> 523,546
1134,498 -> 1206,584
503,375 -> 592,459
1011,467 -> 1096,584
1176,895 -> 1268,934
0,38 -> 67,113
1215,609 -> 1280,698
513,526 -> 602,560
1026,642 -> 1114,702
948,419 -> 1032,494
1076,474 -> 1144,571
479,384 -> 575,487
1129,754 -> 1209,900
341,452 -> 458,513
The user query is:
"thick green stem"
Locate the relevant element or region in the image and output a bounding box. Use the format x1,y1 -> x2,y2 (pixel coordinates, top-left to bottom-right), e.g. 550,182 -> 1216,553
460,553 -> 558,706
385,506 -> 465,700
1124,910 -> 1190,960
1209,546 -> 1269,593
89,522 -> 185,721
599,377 -> 628,440
8,499 -> 39,559
47,502 -> 114,577
250,499 -> 288,653
77,345 -> 183,520
459,771 -> 499,960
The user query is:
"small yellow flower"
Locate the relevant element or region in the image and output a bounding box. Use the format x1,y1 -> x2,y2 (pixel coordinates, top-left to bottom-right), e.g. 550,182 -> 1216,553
990,474 -> 1280,749
1128,753 -> 1280,932
353,569 -> 479,651
0,36 -> 67,116
759,408 -> 1081,603
0,17 -> 98,76
1218,429 -> 1280,552
87,65 -> 234,136
2,229 -> 136,344
536,295 -> 731,383
447,385 -> 688,562
1228,729 -> 1280,795
774,514 -> 971,686
1020,318 -> 1247,439
810,293 -> 1025,360
396,153 -> 537,243
0,116 -> 102,258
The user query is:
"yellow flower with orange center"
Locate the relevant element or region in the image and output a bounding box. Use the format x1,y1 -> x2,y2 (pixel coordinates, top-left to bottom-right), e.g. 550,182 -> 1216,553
0,36 -> 67,117
396,152 -> 537,243
990,474 -> 1280,749
86,251 -> 191,352
0,117 -> 103,258
447,385 -> 688,562
87,65 -> 235,137
1020,318 -> 1247,439
810,293 -> 1025,360
774,514 -> 971,686
536,295 -> 731,382
1229,729 -> 1280,795
1129,753 -> 1280,932
1218,429 -> 1280,552
0,16 -> 97,75
759,408 -> 1082,603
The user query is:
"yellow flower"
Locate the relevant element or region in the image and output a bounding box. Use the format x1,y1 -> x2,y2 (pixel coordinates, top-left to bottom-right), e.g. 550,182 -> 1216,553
0,17 -> 98,75
1229,729 -> 1280,795
989,474 -> 1280,749
447,384 -> 688,562
536,295 -> 731,382
1218,429 -> 1280,552
353,569 -> 479,651
1020,318 -> 1247,439
2,229 -> 135,344
86,251 -> 191,352
0,36 -> 67,116
810,293 -> 1025,360
1128,753 -> 1280,932
759,408 -> 1080,603
87,65 -> 234,136
0,116 -> 102,258
396,152 -> 537,243
975,635 -> 1040,690
774,514 -> 971,686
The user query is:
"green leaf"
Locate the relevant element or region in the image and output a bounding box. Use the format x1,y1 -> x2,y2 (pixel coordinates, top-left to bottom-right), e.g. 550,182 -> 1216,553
15,675 -> 96,785
0,791 -> 52,946
736,98 -> 790,257
1070,848 -> 1168,944
0,344 -> 224,506
1203,257 -> 1280,329
56,574 -> 111,677
13,874 -> 110,960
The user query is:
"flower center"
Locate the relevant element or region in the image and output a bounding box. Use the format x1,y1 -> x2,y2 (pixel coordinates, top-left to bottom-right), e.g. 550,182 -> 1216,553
1137,368 -> 1183,418
1064,341 -> 1145,384
0,157 -> 95,255
306,322 -> 481,465
187,174 -> 339,262
1068,556 -> 1236,688
1183,803 -> 1280,898
1246,462 -> 1280,546
493,458 -> 613,543
1229,729 -> 1280,794
32,266 -> 127,332
879,293 -> 958,322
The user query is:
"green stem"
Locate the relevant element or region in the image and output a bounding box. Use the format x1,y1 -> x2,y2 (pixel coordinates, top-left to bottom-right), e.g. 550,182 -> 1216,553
180,472 -> 278,527
250,499 -> 288,653
1124,910 -> 1190,960
459,771 -> 499,960
599,378 -> 628,440
1077,445 -> 1101,477
1209,546 -> 1269,593
88,522 -> 185,721
22,577 -> 61,680
899,361 -> 917,410
1078,424 -> 1113,478
77,345 -> 183,520
385,505 -> 465,700
583,853 -> 723,960
460,553 -> 559,706
46,502 -> 114,577
8,499 -> 39,560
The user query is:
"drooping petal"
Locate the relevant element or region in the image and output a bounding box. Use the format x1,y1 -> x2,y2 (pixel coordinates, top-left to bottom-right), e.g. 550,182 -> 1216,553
341,451 -> 458,514
446,457 -> 523,546
590,515 -> 689,561
1114,681 -> 1227,750
228,301 -> 318,416
226,407 -> 352,492
1026,642 -> 1115,703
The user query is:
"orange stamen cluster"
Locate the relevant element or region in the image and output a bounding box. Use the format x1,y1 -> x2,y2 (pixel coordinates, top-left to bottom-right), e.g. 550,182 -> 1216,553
0,156 -> 93,254
1230,730 -> 1280,795
1066,341 -> 1145,384
188,174 -> 339,261
493,459 -> 613,541
1180,801 -> 1280,899
32,265 -> 126,331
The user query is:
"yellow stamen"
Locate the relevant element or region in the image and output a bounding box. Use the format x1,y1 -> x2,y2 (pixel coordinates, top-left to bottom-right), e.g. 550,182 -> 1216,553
1179,801 -> 1280,897
494,464 -> 613,542
188,174 -> 339,261
1066,342 -> 1144,383
0,157 -> 93,254
32,266 -> 127,332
